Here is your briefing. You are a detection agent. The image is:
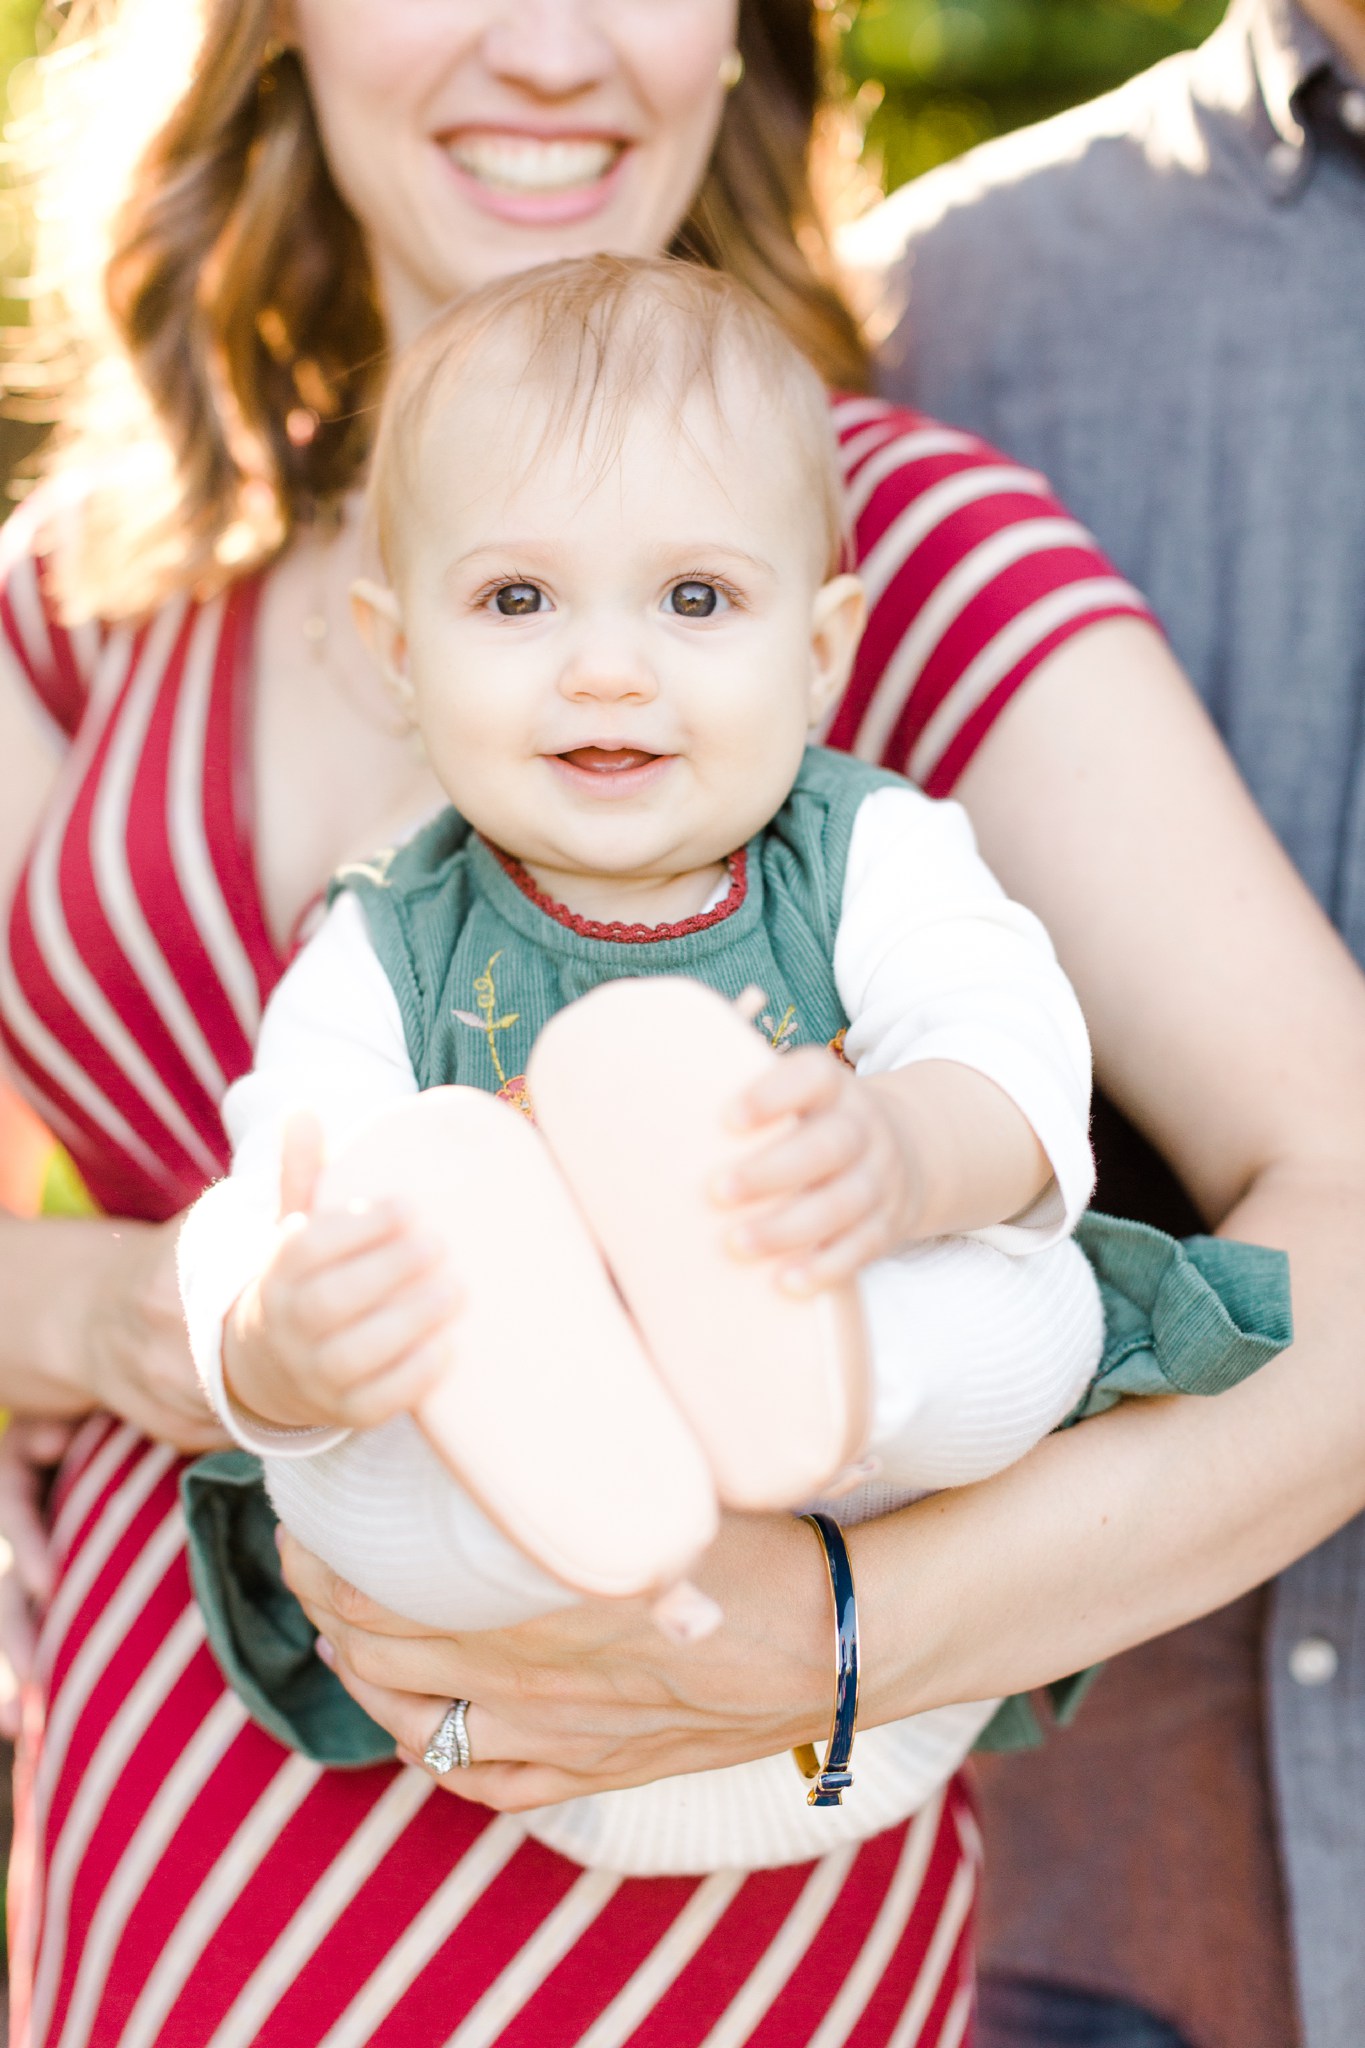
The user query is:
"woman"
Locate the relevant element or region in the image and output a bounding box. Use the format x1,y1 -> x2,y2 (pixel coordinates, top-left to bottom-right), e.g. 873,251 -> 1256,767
3,3 -> 1365,2044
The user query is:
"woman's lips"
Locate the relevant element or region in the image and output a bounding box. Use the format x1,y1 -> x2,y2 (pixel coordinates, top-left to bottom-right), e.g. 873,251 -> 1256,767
440,130 -> 629,226
548,746 -> 673,796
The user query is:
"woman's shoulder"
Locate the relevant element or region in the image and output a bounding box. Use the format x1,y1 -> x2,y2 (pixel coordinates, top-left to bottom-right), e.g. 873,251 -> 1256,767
824,393 -> 1154,795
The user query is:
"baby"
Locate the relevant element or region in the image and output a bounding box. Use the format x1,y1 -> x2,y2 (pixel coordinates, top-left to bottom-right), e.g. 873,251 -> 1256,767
179,253 -> 1105,1871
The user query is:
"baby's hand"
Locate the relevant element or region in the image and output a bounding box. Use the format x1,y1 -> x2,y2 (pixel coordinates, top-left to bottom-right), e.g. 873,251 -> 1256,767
713,1051 -> 922,1293
223,1114 -> 459,1433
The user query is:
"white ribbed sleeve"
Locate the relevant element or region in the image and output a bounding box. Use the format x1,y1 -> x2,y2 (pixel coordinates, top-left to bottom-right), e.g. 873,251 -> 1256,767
835,784 -> 1095,1249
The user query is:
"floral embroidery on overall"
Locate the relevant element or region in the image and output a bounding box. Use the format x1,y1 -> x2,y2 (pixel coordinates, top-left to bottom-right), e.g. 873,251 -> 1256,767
453,953 -> 520,1089
761,1004 -> 798,1052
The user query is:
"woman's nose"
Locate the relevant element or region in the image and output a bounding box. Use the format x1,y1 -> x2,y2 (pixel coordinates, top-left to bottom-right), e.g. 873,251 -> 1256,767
482,2 -> 615,98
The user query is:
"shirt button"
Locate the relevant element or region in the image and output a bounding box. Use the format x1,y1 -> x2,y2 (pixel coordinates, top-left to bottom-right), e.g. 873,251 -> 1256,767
1289,1636 -> 1339,1687
1341,88 -> 1365,137
1267,139 -> 1302,181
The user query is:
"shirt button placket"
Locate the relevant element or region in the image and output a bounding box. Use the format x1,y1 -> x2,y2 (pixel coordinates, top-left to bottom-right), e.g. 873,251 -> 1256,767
1288,1635 -> 1339,1687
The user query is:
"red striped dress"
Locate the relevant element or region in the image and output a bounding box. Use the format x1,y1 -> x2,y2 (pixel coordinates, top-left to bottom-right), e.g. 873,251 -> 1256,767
0,398 -> 1151,2048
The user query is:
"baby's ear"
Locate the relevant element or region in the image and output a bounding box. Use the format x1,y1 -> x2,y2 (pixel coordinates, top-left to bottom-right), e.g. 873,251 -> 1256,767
807,574 -> 866,726
351,578 -> 415,721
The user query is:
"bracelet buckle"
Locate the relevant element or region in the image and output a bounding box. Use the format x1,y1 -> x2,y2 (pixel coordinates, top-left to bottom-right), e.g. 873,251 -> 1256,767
792,1511 -> 860,1808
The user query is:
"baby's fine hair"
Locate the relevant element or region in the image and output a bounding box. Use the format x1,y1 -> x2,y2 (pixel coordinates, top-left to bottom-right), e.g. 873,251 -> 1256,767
371,254 -> 848,580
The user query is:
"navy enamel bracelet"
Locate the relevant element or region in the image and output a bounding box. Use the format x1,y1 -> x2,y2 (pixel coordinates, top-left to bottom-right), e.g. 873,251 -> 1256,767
792,1511 -> 860,1807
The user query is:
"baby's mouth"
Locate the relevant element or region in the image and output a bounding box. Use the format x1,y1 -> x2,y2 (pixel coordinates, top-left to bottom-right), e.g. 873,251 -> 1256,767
557,747 -> 660,774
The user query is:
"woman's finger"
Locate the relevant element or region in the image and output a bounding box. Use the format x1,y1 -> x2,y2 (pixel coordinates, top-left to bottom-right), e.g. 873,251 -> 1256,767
315,1646 -> 518,1780
278,1529 -> 441,1641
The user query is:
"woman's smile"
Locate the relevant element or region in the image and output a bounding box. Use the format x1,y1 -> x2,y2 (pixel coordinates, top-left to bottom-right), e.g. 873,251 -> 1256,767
440,124 -> 633,227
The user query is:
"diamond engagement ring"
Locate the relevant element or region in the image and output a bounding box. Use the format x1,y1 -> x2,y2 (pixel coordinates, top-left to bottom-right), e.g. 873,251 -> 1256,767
422,1698 -> 473,1775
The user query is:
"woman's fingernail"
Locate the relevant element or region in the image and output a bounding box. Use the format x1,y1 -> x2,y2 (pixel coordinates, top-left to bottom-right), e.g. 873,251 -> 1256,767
314,1635 -> 335,1668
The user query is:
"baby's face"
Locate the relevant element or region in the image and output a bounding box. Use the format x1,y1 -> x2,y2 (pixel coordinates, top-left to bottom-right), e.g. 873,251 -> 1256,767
372,364 -> 862,904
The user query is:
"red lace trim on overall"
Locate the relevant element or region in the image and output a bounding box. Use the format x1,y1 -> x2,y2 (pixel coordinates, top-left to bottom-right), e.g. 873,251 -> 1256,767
489,845 -> 748,944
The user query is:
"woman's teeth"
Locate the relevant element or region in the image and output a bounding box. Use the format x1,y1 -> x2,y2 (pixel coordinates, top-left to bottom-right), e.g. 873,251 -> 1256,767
449,135 -> 620,194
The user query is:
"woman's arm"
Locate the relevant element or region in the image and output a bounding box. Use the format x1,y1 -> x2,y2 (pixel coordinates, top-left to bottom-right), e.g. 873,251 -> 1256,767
283,615 -> 1365,1811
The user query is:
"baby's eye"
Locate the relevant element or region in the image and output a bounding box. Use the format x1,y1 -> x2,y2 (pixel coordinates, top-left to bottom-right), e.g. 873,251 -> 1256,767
666,580 -> 723,619
491,583 -> 545,616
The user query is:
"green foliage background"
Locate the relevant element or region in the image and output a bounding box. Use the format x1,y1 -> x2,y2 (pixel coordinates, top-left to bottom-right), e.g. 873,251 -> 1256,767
841,0 -> 1227,188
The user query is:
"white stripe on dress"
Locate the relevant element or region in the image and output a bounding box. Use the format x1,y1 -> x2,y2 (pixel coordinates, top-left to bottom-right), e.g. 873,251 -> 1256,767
50,1423 -> 141,1565
806,1790 -> 946,2048
858,470 -> 1058,610
851,519 -> 1101,765
884,1859 -> 976,2048
830,397 -> 898,437
29,1602 -> 208,2048
204,1767 -> 435,2048
315,1816 -> 526,2048
938,1983 -> 974,2048
0,892 -> 175,1195
842,431 -> 989,529
28,607 -> 221,1178
836,419 -> 917,479
54,1689 -> 249,2048
575,1870 -> 748,2048
167,597 -> 266,1045
444,1866 -> 624,2048
113,1753 -> 324,2048
38,1444 -> 178,1689
17,613 -> 221,1182
5,553 -> 61,698
695,1847 -> 859,2048
91,608 -> 228,1102
906,576 -> 1145,785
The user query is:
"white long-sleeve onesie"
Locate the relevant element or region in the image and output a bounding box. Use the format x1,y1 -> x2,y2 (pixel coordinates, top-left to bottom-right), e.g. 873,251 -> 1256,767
179,783 -> 1104,1873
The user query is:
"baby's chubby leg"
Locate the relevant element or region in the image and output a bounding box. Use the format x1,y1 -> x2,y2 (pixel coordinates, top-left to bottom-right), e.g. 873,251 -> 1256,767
856,1234 -> 1105,1493
317,1088 -> 720,1607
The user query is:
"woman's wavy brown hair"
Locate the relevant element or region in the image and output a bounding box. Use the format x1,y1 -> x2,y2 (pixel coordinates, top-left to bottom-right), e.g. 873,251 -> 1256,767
11,0 -> 872,622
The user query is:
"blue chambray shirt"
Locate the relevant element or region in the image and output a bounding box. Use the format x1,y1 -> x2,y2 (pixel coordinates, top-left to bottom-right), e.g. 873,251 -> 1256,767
855,3 -> 1365,2043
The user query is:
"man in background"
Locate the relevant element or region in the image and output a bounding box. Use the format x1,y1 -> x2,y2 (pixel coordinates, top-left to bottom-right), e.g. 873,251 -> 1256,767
852,1 -> 1365,2044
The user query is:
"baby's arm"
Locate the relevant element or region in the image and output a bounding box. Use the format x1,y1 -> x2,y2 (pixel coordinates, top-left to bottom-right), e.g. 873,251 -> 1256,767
222,1117 -> 457,1436
719,785 -> 1095,1290
179,891 -> 445,1443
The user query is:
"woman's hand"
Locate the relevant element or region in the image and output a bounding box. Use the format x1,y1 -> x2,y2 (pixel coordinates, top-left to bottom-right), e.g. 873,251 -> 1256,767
78,1216 -> 230,1451
280,1513 -> 833,1811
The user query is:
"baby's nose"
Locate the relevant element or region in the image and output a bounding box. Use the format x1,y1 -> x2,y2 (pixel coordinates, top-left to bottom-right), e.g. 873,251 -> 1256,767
558,634 -> 659,704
